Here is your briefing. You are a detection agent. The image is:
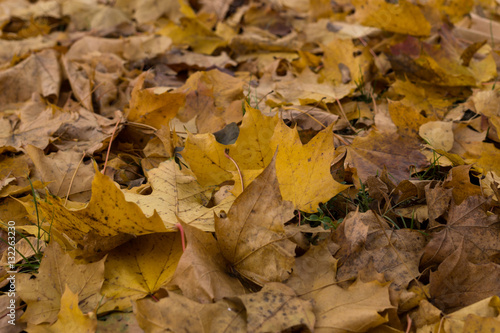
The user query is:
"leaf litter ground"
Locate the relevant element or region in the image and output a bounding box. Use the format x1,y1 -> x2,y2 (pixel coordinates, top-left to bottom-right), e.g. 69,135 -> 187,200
0,0 -> 500,332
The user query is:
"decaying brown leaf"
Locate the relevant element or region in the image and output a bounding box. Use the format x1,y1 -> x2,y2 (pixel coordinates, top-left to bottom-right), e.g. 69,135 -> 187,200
215,155 -> 295,286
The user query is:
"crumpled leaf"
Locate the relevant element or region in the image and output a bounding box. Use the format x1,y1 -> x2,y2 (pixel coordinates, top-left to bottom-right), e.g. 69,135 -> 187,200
32,165 -> 168,257
134,292 -> 246,332
169,222 -> 246,303
27,286 -> 97,333
17,242 -> 105,325
124,159 -> 234,232
100,233 -> 183,312
332,210 -> 426,294
429,241 -> 500,312
215,155 -> 296,286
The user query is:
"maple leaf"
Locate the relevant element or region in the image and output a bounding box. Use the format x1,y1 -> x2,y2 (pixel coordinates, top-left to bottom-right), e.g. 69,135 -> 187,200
270,121 -> 350,213
32,165 -> 168,257
27,286 -> 97,332
421,195 -> 500,268
123,159 -> 234,232
134,292 -> 246,332
127,73 -> 185,129
17,242 -> 105,325
215,155 -> 296,286
100,233 -> 183,312
429,241 -> 500,312
343,130 -> 429,186
169,222 -> 246,303
183,103 -> 278,187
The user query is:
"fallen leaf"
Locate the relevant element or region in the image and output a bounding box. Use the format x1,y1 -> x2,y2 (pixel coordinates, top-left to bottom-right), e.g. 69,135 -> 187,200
312,279 -> 394,332
285,241 -> 338,296
215,155 -> 296,286
32,165 -> 168,257
127,73 -> 185,129
270,121 -> 350,212
25,145 -> 94,200
429,241 -> 500,312
236,283 -> 315,333
134,292 -> 246,332
343,130 -> 429,186
352,0 -> 431,36
183,103 -> 278,187
332,210 -> 426,295
0,49 -> 60,110
27,285 -> 97,332
169,221 -> 247,303
17,242 -> 105,325
420,195 -> 500,268
123,159 -> 234,232
100,233 -> 183,312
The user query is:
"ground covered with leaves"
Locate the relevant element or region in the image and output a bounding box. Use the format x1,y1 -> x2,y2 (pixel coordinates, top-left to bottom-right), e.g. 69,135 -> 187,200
0,0 -> 500,332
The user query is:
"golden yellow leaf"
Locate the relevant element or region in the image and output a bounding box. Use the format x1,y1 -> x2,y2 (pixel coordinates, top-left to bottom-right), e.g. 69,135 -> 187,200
158,17 -> 226,54
18,242 -> 105,325
100,233 -> 182,312
321,39 -> 371,85
183,103 -> 278,187
127,73 -> 185,129
34,164 -> 168,256
270,122 -> 350,213
389,100 -> 432,139
353,0 -> 431,36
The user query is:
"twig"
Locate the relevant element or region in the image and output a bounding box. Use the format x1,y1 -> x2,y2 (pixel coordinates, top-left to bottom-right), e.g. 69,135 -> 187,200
64,152 -> 86,207
175,223 -> 186,252
336,99 -> 357,133
102,118 -> 121,175
224,149 -> 244,192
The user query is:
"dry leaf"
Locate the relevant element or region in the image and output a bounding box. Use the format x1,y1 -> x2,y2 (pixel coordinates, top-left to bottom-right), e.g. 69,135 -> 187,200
215,155 -> 296,286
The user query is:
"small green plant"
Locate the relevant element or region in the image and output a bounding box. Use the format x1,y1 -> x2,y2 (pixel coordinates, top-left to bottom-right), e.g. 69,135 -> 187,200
352,68 -> 373,104
341,179 -> 373,213
303,206 -> 338,229
411,146 -> 447,181
243,79 -> 260,113
0,178 -> 52,274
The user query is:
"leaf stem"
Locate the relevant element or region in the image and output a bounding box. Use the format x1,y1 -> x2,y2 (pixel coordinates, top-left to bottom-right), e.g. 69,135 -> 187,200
224,149 -> 244,192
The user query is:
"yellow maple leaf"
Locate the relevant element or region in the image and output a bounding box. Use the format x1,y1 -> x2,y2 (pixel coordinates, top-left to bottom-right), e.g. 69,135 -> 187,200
270,122 -> 350,213
182,103 -> 278,187
124,159 -> 234,232
32,164 -> 168,257
100,233 -> 182,312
